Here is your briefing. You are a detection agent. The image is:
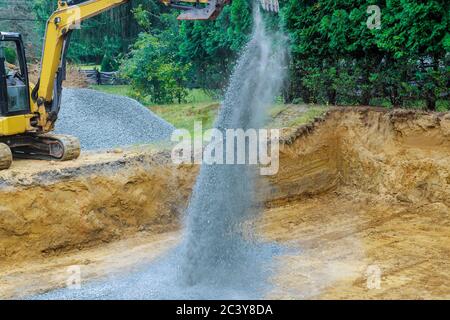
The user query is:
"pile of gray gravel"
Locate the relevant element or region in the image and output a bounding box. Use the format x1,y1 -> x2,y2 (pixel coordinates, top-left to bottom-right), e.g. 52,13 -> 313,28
55,88 -> 175,150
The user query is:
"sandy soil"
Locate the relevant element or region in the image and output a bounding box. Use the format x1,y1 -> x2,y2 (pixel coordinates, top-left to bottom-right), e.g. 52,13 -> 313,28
2,189 -> 447,299
0,147 -> 196,265
261,107 -> 449,299
28,64 -> 88,88
262,190 -> 449,299
0,107 -> 448,299
0,231 -> 180,299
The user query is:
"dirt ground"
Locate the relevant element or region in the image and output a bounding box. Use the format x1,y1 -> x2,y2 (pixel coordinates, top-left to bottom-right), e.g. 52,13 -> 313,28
262,190 -> 449,299
27,64 -> 88,88
0,107 -> 448,299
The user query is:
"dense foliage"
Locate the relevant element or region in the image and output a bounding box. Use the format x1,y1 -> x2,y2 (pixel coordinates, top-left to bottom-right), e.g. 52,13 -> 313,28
122,0 -> 449,108
283,0 -> 449,110
115,0 -> 252,103
31,0 -> 154,66
22,0 -> 450,107
120,13 -> 189,103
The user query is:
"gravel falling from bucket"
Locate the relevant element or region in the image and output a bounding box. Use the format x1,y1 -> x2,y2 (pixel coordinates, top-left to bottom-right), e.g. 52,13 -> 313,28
32,7 -> 288,300
179,7 -> 287,290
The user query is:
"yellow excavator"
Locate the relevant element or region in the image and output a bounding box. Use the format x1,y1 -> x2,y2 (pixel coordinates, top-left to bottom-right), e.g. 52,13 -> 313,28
0,0 -> 278,170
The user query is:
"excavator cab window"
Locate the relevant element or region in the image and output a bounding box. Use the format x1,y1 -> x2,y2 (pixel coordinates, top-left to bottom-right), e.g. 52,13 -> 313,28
0,35 -> 30,116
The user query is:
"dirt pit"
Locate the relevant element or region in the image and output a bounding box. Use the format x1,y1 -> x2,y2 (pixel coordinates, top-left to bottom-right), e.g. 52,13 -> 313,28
0,108 -> 449,299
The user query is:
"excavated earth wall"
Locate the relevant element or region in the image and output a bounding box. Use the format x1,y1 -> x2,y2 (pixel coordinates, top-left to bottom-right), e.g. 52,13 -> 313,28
268,108 -> 450,206
0,107 -> 448,299
0,152 -> 196,265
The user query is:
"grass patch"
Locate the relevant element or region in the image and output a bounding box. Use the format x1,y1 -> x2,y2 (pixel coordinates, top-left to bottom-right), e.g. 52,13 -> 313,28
87,83 -> 331,130
78,64 -> 101,70
183,89 -> 216,104
436,99 -> 449,112
89,85 -> 132,97
149,102 -> 220,132
89,86 -> 215,104
288,105 -> 329,127
369,98 -> 450,112
267,104 -> 329,128
89,85 -> 219,132
268,103 -> 288,118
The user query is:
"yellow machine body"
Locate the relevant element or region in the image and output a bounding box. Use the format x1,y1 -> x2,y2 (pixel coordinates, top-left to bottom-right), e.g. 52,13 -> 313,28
0,114 -> 34,136
0,0 -> 253,169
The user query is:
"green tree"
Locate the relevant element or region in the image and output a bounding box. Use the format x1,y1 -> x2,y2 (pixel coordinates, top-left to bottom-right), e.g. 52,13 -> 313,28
374,0 -> 449,110
120,14 -> 189,103
4,48 -> 17,65
282,0 -> 449,109
31,0 -> 153,63
178,0 -> 252,91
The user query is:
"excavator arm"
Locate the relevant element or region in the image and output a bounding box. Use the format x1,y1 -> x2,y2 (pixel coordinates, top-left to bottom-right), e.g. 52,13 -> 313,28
32,0 -> 132,130
39,1 -> 129,102
160,0 -> 230,20
33,0 -> 278,131
160,0 -> 278,20
0,0 -> 278,168
33,0 -> 234,131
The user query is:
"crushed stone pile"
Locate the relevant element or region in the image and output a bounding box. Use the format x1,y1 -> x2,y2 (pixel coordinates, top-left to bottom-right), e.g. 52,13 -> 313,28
55,88 -> 175,150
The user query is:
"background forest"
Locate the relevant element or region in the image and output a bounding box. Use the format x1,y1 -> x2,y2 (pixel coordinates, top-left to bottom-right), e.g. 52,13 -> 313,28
0,0 -> 448,110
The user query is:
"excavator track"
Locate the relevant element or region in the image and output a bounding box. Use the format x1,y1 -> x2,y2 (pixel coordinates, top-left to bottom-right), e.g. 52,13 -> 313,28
0,143 -> 13,170
3,134 -> 81,161
40,134 -> 81,161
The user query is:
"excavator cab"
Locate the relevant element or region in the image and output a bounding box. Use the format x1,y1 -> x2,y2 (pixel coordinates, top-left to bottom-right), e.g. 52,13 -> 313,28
0,33 -> 31,117
0,0 -> 280,170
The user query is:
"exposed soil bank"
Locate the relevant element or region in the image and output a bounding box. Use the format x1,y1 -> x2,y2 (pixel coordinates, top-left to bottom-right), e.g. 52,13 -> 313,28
267,108 -> 450,205
0,107 -> 448,299
0,150 -> 196,266
262,107 -> 450,299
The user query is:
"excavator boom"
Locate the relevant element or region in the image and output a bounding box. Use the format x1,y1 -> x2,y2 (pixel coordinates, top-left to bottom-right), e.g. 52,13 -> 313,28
161,0 -> 230,20
0,0 -> 279,169
161,0 -> 279,20
34,0 -> 236,132
35,0 -> 278,132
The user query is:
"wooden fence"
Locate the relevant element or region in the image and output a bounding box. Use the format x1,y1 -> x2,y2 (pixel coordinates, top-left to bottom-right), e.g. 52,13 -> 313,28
79,69 -> 127,85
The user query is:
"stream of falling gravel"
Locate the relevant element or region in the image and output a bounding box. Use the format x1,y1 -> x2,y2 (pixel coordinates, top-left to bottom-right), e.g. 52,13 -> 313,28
34,6 -> 287,300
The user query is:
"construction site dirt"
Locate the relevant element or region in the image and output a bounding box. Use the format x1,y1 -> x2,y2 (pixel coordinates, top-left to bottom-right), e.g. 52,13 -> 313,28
0,108 -> 448,299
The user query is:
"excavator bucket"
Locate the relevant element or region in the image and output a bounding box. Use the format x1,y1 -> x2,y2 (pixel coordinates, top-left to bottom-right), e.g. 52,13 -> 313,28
260,0 -> 279,13
159,0 -> 229,20
160,0 -> 278,21
177,0 -> 228,20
